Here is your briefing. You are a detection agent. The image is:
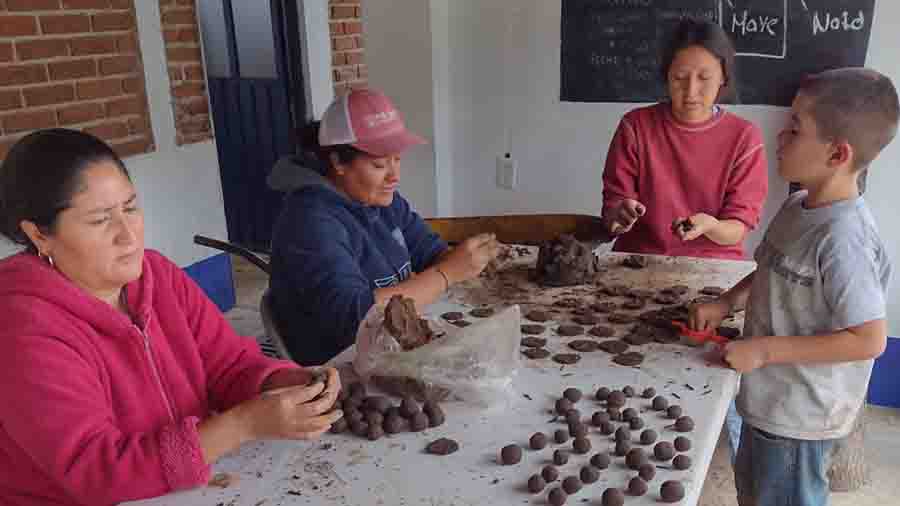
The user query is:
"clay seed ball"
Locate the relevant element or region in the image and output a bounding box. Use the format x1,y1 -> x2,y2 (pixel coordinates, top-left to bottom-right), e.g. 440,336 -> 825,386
666,405 -> 683,420
348,382 -> 366,398
601,487 -> 625,506
385,406 -> 403,420
599,421 -> 615,435
569,422 -> 588,439
626,448 -> 648,470
350,420 -> 369,437
652,396 -> 669,411
346,410 -> 364,424
661,481 -> 686,503
674,436 -> 692,452
565,409 -> 582,425
654,441 -> 676,461
365,411 -> 384,427
622,385 -> 636,397
556,398 -> 574,415
542,465 -> 560,483
573,437 -> 592,454
400,396 -> 421,418
621,407 -> 639,422
580,465 -> 600,484
607,390 -> 626,408
675,416 -> 695,432
562,476 -> 582,494
628,476 -> 648,497
642,387 -> 657,399
606,407 -> 622,422
383,415 -> 404,434
629,417 -> 645,431
548,487 -> 568,506
592,411 -> 611,426
554,429 -> 570,444
553,449 -> 569,465
501,444 -> 523,465
615,439 -> 631,456
428,406 -> 446,428
614,426 -> 631,442
673,454 -> 692,470
563,387 -> 583,403
530,432 -> 549,450
329,417 -> 348,434
590,452 -> 611,469
595,387 -> 611,401
638,463 -> 656,481
366,424 -> 385,441
528,474 -> 547,494
410,412 -> 429,432
640,429 -> 658,445
422,400 -> 440,416
362,395 -> 392,414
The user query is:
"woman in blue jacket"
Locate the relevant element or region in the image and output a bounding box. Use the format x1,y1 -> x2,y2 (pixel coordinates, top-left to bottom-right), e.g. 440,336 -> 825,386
268,89 -> 499,365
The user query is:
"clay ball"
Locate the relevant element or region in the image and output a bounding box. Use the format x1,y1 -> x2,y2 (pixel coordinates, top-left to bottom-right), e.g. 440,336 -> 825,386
400,396 -> 421,418
615,426 -> 631,442
563,387 -> 583,403
615,439 -> 631,456
530,432 -> 549,450
528,474 -> 546,494
580,465 -> 600,484
365,411 -> 384,426
554,449 -> 569,465
383,415 -> 405,434
675,416 -> 695,432
626,448 -> 648,470
542,465 -> 560,482
569,423 -> 588,439
621,408 -> 639,422
345,409 -> 364,424
555,429 -> 570,444
661,481 -> 685,503
654,441 -> 676,461
622,385 -> 636,397
629,417 -> 645,430
590,452 -> 611,469
595,387 -> 611,401
602,487 -> 625,506
628,477 -> 648,497
673,454 -> 692,470
573,437 -> 592,455
556,398 -> 574,415
501,444 -> 523,465
329,417 -> 348,434
638,463 -> 656,481
366,424 -> 385,441
385,406 -> 403,420
652,396 -> 669,411
410,412 -> 429,432
599,421 -> 615,435
350,420 -> 369,437
674,436 -> 692,452
548,487 -> 568,506
562,476 -> 582,494
607,407 -> 622,422
666,405 -> 683,420
640,429 -> 658,445
591,411 -> 611,426
348,382 -> 366,398
642,387 -> 656,399
607,390 -> 626,408
362,396 -> 392,414
565,409 -> 582,425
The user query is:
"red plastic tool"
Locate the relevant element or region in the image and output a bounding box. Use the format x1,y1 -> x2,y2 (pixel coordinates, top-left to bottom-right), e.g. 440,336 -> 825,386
670,321 -> 729,346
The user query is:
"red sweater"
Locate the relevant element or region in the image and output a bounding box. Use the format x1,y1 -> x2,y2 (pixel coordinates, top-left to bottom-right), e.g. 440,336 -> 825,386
0,250 -> 298,505
602,103 -> 768,259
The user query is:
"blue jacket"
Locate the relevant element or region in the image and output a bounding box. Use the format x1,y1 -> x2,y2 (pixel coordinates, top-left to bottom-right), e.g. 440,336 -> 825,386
267,155 -> 447,365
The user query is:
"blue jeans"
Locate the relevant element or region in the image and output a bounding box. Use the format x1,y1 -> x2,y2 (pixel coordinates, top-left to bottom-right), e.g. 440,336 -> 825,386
735,424 -> 833,506
726,400 -> 743,463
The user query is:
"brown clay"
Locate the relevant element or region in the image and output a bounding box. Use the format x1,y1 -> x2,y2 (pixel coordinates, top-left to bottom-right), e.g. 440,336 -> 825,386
628,477 -> 648,496
501,444 -> 522,465
590,452 -> 611,469
613,352 -> 645,366
426,438 -> 459,455
521,324 -> 547,335
441,311 -> 464,321
528,474 -> 547,494
530,432 -> 549,450
525,310 -> 551,322
535,234 -> 600,287
556,324 -> 584,337
523,348 -> 551,359
553,353 -> 582,365
568,340 -> 601,352
588,325 -> 615,338
598,340 -> 629,354
542,465 -> 560,482
522,337 -> 548,348
661,481 -> 685,503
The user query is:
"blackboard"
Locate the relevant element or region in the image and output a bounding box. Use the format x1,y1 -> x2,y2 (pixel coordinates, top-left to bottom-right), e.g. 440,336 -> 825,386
560,0 -> 876,106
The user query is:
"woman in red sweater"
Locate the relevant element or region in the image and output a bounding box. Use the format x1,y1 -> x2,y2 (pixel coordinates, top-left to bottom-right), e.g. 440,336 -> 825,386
0,129 -> 343,505
602,19 -> 769,260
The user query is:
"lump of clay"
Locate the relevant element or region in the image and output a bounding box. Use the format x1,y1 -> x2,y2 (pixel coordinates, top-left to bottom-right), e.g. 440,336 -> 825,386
470,307 -> 495,318
553,353 -> 581,365
565,409 -> 582,425
562,476 -> 582,494
383,295 -> 433,350
522,324 -> 546,335
674,436 -> 692,452
553,449 -> 569,465
615,439 -> 631,456
530,432 -> 549,450
556,398 -> 574,415
522,337 -> 548,348
652,396 -> 670,411
595,387 -> 611,401
535,234 -> 600,287
613,351 -> 645,366
580,466 -> 599,484
675,416 -> 695,432
667,405 -> 683,420
383,415 -> 406,434
329,417 -> 348,434
410,412 -> 429,432
642,387 -> 657,399
441,311 -> 463,321
606,407 -> 622,422
363,396 -> 393,414
640,429 -> 658,445
569,422 -> 588,439
563,387 -> 582,403
621,407 -> 638,422
628,476 -> 648,496
523,348 -> 551,359
572,437 -> 591,454
525,310 -> 551,322
629,417 -> 645,430
367,424 -> 385,441
528,474 -> 547,494
423,401 -> 446,427
623,254 -> 648,269
591,411 -> 611,426
599,421 -> 615,435
661,481 -> 685,503
548,487 -> 568,506
602,488 -> 625,506
542,465 -> 560,482
426,438 -> 459,455
614,426 -> 631,442
654,441 -> 675,461
590,452 -> 610,469
638,463 -> 656,481
607,390 -> 626,408
626,448 -> 648,470
673,454 -> 692,470
501,444 -> 523,465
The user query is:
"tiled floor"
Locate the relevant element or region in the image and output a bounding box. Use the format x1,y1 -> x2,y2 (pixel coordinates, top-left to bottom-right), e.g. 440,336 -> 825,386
224,255 -> 900,505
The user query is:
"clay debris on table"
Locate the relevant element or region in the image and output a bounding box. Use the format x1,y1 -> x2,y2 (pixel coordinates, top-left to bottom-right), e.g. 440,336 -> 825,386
535,235 -> 601,287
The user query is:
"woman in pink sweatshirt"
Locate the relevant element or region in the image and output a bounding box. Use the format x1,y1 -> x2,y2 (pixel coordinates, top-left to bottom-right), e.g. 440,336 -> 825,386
0,129 -> 344,505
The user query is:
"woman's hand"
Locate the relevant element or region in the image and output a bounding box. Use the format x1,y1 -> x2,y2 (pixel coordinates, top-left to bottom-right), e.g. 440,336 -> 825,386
604,199 -> 646,235
436,233 -> 500,284
688,298 -> 732,334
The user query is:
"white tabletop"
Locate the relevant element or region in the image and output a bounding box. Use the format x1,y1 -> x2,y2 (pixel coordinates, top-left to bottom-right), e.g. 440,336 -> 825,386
130,252 -> 755,506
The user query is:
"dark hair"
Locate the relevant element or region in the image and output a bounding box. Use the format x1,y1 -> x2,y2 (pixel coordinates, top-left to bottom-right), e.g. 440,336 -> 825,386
660,18 -> 739,104
0,128 -> 130,251
298,121 -> 366,175
799,68 -> 900,171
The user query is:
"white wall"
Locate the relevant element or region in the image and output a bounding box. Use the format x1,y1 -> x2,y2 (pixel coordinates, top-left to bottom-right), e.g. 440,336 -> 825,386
363,0 -> 900,335
0,1 -> 230,267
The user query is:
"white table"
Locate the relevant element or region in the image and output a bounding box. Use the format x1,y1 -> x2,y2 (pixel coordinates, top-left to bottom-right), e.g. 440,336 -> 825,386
130,253 -> 755,506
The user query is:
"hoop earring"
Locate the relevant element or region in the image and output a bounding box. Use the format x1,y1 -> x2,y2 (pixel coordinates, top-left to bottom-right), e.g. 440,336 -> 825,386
39,251 -> 54,268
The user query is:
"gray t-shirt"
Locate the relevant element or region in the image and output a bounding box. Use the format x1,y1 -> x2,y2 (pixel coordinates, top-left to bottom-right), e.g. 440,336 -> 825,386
736,191 -> 891,440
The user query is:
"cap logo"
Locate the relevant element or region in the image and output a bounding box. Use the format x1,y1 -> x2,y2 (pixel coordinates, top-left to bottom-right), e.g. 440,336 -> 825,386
364,110 -> 398,128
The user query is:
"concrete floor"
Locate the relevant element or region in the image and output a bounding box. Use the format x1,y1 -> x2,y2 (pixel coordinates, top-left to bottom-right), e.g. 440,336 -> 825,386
224,255 -> 900,506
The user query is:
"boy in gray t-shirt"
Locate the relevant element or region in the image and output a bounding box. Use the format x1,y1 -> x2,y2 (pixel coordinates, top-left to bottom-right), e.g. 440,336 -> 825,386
691,68 -> 899,506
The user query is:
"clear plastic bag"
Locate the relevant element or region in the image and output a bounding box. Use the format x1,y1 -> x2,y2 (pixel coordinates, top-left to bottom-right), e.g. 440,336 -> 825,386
353,304 -> 521,408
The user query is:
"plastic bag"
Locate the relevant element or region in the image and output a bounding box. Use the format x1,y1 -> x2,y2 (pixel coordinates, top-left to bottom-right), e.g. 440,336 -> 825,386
353,304 -> 521,408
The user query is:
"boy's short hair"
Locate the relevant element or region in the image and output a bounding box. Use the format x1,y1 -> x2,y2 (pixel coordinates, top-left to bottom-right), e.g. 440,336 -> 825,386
799,68 -> 900,170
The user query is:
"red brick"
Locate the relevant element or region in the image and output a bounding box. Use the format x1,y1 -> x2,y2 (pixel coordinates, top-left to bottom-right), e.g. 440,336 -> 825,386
2,109 -> 58,133
58,101 -> 105,125
70,35 -> 117,56
40,14 -> 91,35
176,116 -> 210,135
49,58 -> 97,80
0,89 -> 22,111
23,83 -> 75,107
122,75 -> 143,93
85,120 -> 129,140
177,131 -> 212,145
333,67 -> 355,83
0,15 -> 38,37
344,21 -> 363,34
332,53 -> 345,66
357,64 -> 367,79
115,33 -> 138,52
161,8 -> 194,25
329,22 -> 343,35
171,81 -> 204,98
76,77 -> 122,99
126,115 -> 150,134
353,35 -> 365,49
62,0 -> 112,8
174,0 -> 194,5
92,11 -> 133,32
183,64 -> 204,81
15,39 -> 68,61
0,64 -> 48,86
165,46 -> 201,62
332,37 -> 354,51
331,5 -> 355,18
345,51 -> 364,65
0,43 -> 13,63
167,65 -> 182,82
99,54 -> 137,75
6,0 -> 60,10
112,135 -> 153,157
183,97 -> 208,115
108,0 -> 131,8
106,95 -> 142,116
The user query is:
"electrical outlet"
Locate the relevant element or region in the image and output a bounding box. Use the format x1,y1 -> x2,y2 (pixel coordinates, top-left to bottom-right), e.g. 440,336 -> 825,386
496,154 -> 517,190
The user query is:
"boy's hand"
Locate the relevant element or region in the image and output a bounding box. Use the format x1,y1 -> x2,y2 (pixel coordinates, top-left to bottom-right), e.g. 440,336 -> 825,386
722,340 -> 768,373
688,298 -> 732,333
674,212 -> 718,241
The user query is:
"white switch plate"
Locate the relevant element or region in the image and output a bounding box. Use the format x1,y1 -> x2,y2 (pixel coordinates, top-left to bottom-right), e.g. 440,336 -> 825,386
496,155 -> 517,190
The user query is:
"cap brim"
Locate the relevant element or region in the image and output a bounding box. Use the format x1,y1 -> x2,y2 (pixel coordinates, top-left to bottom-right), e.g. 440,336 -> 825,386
352,131 -> 427,157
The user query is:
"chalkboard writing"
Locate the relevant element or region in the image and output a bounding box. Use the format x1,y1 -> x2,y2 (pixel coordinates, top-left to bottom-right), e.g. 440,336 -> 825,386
560,0 -> 876,106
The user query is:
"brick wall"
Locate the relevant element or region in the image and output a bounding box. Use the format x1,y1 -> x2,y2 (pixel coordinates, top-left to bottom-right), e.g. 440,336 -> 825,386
0,0 -> 154,161
159,0 -> 210,146
330,0 -> 366,96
